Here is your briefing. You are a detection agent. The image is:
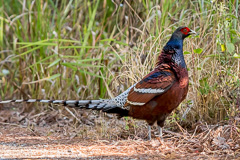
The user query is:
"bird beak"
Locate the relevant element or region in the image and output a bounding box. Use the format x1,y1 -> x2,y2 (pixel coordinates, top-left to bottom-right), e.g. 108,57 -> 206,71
189,30 -> 197,35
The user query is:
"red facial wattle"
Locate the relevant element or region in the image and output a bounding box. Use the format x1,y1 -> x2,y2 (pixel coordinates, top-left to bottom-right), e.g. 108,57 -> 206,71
180,27 -> 191,35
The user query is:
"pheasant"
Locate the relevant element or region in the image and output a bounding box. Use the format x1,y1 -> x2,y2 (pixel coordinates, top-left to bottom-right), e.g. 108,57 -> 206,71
0,26 -> 196,139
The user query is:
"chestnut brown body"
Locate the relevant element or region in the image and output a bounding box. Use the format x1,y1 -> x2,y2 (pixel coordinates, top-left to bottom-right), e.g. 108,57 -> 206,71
127,62 -> 189,127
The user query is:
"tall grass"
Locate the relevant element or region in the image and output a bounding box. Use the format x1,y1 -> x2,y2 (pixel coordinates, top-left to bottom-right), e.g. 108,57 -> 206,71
0,0 -> 239,127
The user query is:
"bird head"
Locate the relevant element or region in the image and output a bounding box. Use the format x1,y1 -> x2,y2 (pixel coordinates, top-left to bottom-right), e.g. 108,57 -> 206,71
160,26 -> 197,67
172,26 -> 196,39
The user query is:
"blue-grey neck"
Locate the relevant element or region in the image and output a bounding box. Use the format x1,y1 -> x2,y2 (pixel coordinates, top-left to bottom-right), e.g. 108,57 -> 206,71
166,37 -> 187,68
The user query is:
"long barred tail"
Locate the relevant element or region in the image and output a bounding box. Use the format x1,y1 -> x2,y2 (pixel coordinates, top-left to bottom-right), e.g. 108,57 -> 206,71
0,99 -> 129,117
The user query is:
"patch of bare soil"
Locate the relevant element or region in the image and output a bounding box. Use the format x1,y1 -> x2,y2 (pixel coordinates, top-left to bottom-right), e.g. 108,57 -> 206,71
0,105 -> 239,159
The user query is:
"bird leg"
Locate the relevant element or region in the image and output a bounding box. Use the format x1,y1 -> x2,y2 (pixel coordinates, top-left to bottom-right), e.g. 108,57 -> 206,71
156,126 -> 165,145
158,126 -> 163,139
148,125 -> 151,140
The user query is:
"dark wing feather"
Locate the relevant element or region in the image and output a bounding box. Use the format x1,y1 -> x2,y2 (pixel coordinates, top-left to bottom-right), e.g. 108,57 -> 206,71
126,64 -> 176,106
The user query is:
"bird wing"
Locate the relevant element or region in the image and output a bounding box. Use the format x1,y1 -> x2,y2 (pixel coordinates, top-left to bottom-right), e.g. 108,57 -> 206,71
125,64 -> 176,106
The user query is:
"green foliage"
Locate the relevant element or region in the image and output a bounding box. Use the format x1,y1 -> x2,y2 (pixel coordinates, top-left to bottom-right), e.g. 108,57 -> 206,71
193,48 -> 203,54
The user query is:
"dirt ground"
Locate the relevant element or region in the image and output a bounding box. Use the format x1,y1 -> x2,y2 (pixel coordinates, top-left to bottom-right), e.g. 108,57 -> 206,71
0,125 -> 239,159
0,105 -> 239,159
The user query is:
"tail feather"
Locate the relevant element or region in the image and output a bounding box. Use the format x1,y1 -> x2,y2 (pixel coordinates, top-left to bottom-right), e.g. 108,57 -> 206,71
0,99 -> 105,106
0,99 -> 129,117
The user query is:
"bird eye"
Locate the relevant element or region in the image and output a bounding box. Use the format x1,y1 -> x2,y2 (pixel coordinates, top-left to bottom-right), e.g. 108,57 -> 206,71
183,28 -> 188,32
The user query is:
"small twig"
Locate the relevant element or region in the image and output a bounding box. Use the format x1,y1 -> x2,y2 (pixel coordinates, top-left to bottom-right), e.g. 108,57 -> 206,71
0,121 -> 38,136
64,107 -> 81,123
30,111 -> 48,119
0,121 -> 27,127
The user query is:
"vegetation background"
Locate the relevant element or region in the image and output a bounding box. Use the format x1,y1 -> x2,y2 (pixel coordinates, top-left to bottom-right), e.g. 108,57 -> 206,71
0,0 -> 239,139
